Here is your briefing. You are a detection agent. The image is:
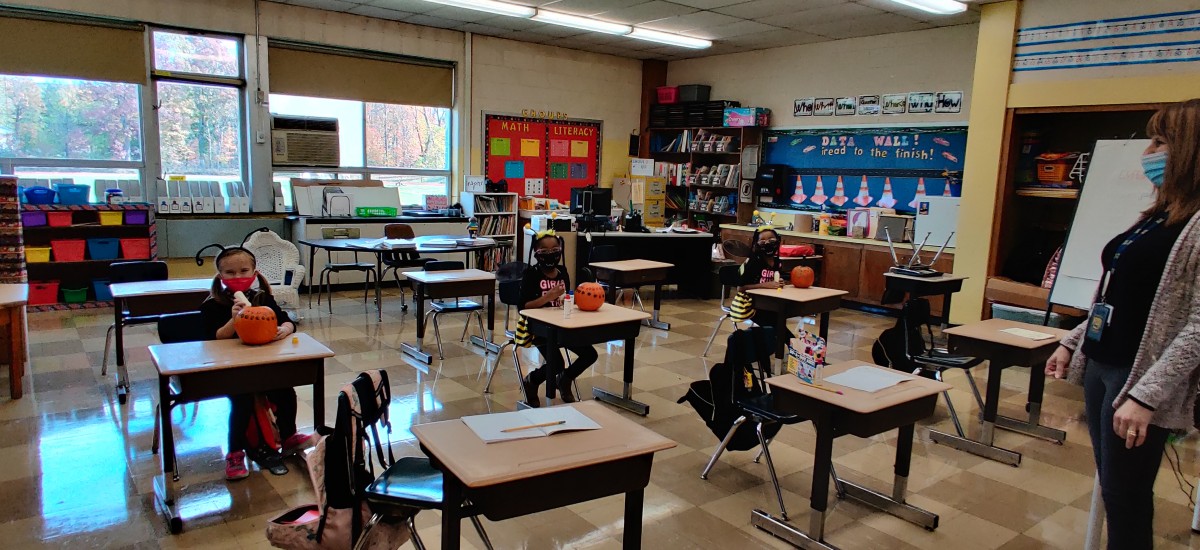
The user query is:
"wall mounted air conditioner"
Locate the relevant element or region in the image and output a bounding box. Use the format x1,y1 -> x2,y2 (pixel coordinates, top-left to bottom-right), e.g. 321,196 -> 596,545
271,115 -> 340,167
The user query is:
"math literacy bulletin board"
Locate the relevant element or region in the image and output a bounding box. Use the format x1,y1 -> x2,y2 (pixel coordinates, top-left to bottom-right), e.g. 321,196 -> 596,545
484,113 -> 602,202
761,126 -> 967,214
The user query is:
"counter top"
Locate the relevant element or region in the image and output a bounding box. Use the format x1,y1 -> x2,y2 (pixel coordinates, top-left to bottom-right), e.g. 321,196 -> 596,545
523,228 -> 713,238
722,224 -> 955,253
295,215 -> 468,224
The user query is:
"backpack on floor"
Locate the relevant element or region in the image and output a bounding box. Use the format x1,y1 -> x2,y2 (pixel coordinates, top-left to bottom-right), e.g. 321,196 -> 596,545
871,298 -> 932,373
677,326 -> 783,452
266,370 -> 411,550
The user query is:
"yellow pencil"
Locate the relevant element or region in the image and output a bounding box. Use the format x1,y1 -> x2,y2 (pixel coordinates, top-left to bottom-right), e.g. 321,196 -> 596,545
501,420 -> 567,433
798,380 -> 843,395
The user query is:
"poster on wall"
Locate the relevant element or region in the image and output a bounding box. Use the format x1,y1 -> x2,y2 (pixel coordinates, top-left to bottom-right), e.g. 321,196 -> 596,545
794,98 -> 815,117
882,94 -> 908,115
813,98 -> 835,116
857,95 -> 880,116
835,97 -> 857,116
935,91 -> 963,113
908,92 -> 935,114
484,113 -> 602,202
761,126 -> 967,215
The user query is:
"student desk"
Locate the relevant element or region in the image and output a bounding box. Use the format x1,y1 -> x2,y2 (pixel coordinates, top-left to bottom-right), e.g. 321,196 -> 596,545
401,269 -> 496,364
746,286 -> 847,361
109,278 -> 212,404
760,361 -> 951,549
520,304 -> 651,415
883,272 -> 967,326
411,401 -> 676,550
0,284 -> 27,399
589,259 -> 672,330
148,333 -> 334,533
932,319 -> 1069,466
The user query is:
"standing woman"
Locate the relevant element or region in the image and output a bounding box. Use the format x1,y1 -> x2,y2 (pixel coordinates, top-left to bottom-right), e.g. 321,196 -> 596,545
1046,99 -> 1200,549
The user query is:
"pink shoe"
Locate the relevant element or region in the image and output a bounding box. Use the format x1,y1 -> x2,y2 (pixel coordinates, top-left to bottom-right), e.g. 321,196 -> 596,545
282,433 -> 315,456
225,451 -> 249,481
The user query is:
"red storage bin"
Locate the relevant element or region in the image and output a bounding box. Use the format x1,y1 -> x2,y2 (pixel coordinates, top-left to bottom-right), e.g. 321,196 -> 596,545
656,86 -> 678,104
120,238 -> 151,259
28,281 -> 59,306
47,211 -> 73,227
50,239 -> 86,262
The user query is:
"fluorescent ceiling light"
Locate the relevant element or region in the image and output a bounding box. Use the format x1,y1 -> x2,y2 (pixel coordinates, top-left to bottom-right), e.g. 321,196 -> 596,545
628,28 -> 712,49
885,0 -> 967,15
533,10 -> 632,35
421,0 -> 535,18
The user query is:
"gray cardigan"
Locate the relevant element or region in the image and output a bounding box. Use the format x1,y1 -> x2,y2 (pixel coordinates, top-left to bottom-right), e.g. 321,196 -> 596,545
1061,209 -> 1200,430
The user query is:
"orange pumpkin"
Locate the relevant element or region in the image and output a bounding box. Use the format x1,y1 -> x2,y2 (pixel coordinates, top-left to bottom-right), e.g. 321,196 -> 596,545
790,266 -> 815,289
235,305 -> 278,345
575,282 -> 606,311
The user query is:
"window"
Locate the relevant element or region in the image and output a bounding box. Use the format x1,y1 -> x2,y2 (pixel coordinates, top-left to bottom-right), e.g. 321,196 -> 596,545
365,103 -> 449,170
152,30 -> 244,185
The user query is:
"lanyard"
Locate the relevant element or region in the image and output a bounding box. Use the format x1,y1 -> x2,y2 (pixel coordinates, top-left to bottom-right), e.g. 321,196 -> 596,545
1098,215 -> 1165,302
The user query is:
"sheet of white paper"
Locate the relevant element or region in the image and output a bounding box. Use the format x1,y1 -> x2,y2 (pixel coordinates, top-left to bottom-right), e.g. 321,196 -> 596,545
824,366 -> 913,393
1000,327 -> 1056,341
461,406 -> 602,443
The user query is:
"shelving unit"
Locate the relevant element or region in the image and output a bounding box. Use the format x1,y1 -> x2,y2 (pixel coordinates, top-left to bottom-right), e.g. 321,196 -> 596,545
21,203 -> 157,312
461,191 -> 517,271
645,126 -> 761,229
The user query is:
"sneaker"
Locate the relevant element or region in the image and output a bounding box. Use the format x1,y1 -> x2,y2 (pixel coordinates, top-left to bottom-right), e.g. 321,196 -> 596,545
225,451 -> 249,481
556,375 -> 577,404
281,433 -> 315,456
522,374 -> 542,408
247,446 -> 289,476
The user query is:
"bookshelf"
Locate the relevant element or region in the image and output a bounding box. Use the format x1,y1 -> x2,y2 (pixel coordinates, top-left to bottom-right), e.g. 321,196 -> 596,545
462,191 -> 517,271
646,126 -> 761,229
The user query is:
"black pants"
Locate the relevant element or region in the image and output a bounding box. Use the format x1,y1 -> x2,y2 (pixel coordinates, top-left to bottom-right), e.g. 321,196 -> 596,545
1084,358 -> 1170,550
228,388 -> 299,452
528,342 -> 598,386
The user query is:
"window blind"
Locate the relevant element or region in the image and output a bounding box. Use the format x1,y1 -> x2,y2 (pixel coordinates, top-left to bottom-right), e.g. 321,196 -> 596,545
268,43 -> 453,108
0,15 -> 146,84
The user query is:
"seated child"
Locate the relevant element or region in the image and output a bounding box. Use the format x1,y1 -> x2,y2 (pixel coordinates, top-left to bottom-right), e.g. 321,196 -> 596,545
739,228 -> 785,292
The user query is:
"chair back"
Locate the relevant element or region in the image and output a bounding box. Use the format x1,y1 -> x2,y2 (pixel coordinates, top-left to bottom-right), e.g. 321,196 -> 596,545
157,311 -> 208,344
324,370 -> 394,544
110,260 -> 168,284
243,230 -> 301,285
425,260 -> 464,272
590,245 -> 619,263
384,224 -> 415,239
717,264 -> 742,304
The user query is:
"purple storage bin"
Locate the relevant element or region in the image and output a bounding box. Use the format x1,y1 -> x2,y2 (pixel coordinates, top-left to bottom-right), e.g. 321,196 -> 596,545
124,210 -> 148,225
21,211 -> 47,227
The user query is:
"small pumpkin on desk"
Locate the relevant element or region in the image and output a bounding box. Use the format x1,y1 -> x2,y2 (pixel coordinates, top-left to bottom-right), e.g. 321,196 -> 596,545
233,291 -> 278,345
574,282 -> 606,312
790,265 -> 815,289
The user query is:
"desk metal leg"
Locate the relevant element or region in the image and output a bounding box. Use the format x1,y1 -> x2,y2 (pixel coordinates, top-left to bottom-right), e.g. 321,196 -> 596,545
992,363 -> 1067,443
593,337 -> 649,416
307,246 -> 317,309
374,253 -> 383,322
940,292 -> 953,330
623,488 -> 644,550
114,297 -> 130,404
929,359 -> 1022,466
818,312 -> 830,341
401,282 -> 433,365
751,417 -> 836,549
836,424 -> 938,530
469,293 -> 502,355
153,375 -> 182,534
441,473 -> 464,550
644,283 -> 670,331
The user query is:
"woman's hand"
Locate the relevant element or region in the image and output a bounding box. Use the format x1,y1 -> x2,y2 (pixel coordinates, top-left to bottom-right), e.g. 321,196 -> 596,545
1045,345 -> 1071,379
274,322 -> 295,341
1113,399 -> 1154,448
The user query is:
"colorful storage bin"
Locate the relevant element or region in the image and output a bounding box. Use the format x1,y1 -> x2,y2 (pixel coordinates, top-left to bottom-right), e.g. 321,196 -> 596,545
47,211 -> 73,227
93,279 -> 113,302
20,211 -> 47,227
50,239 -> 86,262
656,86 -> 678,104
120,238 -> 151,260
87,238 -> 120,260
23,187 -> 55,205
98,211 -> 123,226
28,281 -> 59,306
25,247 -> 51,263
124,210 -> 148,225
723,107 -> 770,127
54,184 -> 91,205
62,287 -> 88,304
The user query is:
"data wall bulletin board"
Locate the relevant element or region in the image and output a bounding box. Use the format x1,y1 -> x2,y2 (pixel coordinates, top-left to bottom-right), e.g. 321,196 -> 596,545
483,113 -> 602,202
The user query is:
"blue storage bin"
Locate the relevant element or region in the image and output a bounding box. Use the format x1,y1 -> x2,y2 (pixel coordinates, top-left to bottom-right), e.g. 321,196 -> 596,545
23,187 -> 56,205
54,184 -> 91,205
86,238 -> 120,260
93,279 -> 113,302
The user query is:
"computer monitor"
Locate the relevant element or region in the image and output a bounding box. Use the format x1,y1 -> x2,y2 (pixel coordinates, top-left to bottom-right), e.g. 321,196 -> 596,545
569,186 -> 612,217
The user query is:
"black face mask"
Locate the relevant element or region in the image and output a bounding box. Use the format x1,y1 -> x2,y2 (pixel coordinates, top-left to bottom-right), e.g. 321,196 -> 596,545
757,241 -> 778,256
535,252 -> 561,268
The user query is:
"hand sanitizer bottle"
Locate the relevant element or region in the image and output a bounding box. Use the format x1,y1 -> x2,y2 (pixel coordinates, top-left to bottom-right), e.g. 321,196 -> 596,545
563,291 -> 573,319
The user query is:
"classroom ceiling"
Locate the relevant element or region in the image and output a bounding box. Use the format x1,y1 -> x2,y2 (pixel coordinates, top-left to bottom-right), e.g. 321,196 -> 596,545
271,0 -> 984,60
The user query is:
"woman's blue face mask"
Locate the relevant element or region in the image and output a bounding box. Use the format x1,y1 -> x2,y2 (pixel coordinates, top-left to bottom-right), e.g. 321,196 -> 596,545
1142,151 -> 1167,188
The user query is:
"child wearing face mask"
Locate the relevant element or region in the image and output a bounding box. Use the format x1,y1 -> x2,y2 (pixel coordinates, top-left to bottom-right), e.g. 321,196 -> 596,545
199,247 -> 308,481
739,228 -> 786,292
519,232 -> 599,407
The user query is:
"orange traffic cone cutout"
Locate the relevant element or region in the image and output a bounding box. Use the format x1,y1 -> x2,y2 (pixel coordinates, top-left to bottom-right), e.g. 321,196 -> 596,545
877,177 -> 897,209
829,176 -> 848,207
852,175 -> 873,207
908,177 -> 927,209
790,175 -> 807,204
810,175 -> 828,206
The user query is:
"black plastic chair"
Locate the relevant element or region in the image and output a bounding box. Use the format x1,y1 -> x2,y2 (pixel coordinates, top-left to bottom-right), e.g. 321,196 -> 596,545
702,263 -> 745,357
483,262 -> 526,394
422,261 -> 484,360
360,456 -> 492,550
379,223 -> 430,312
314,249 -> 377,314
102,261 -> 170,382
151,311 -> 207,455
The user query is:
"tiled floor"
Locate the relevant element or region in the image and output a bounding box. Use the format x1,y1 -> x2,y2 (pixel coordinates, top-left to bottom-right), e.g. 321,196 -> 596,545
3,289 -> 1200,549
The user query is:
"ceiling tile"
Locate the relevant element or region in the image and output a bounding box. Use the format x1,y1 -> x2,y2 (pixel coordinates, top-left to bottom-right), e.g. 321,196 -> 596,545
364,0 -> 435,13
425,5 -> 505,23
792,11 -> 931,37
639,11 -> 740,33
345,4 -> 413,20
715,0 -> 844,20
669,0 -> 753,9
473,15 -> 543,31
763,2 -> 882,30
688,19 -> 781,40
457,22 -> 518,35
538,0 -> 647,17
404,13 -> 466,29
726,28 -> 827,49
283,0 -> 360,11
593,1 -> 700,25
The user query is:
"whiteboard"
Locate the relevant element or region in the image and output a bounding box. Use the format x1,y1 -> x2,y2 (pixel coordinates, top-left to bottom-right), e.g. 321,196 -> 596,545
1049,140 -> 1156,310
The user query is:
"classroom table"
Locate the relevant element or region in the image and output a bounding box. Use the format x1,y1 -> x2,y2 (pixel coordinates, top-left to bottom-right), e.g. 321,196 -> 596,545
0,284 -> 27,399
300,236 -> 496,321
411,401 -> 676,550
883,272 -> 967,327
746,286 -> 847,362
589,259 -> 672,330
520,303 -> 651,415
148,333 -> 334,534
109,278 -> 213,404
401,269 -> 497,364
931,319 -> 1069,466
759,361 -> 951,549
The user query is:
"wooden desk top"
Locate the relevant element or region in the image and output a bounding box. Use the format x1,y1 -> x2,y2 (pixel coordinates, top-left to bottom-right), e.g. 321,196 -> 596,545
521,303 -> 650,329
589,259 -> 674,271
149,332 -> 335,376
0,284 -> 28,307
110,278 -> 213,299
884,272 -> 968,284
412,401 -> 676,488
746,286 -> 848,302
404,269 -> 496,284
767,360 -> 951,414
944,319 -> 1068,350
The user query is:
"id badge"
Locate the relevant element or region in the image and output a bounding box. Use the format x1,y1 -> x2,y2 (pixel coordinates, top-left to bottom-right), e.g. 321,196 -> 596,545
1085,303 -> 1113,342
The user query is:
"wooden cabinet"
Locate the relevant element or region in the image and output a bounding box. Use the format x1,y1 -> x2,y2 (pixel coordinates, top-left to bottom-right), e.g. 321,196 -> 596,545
820,243 -> 862,300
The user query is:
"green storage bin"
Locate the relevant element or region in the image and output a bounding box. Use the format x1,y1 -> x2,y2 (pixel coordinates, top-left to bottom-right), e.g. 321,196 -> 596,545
63,287 -> 88,304
355,206 -> 397,217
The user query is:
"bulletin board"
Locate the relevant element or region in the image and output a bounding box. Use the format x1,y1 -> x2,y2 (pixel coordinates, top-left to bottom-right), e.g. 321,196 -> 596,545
761,126 -> 967,214
484,113 -> 602,203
